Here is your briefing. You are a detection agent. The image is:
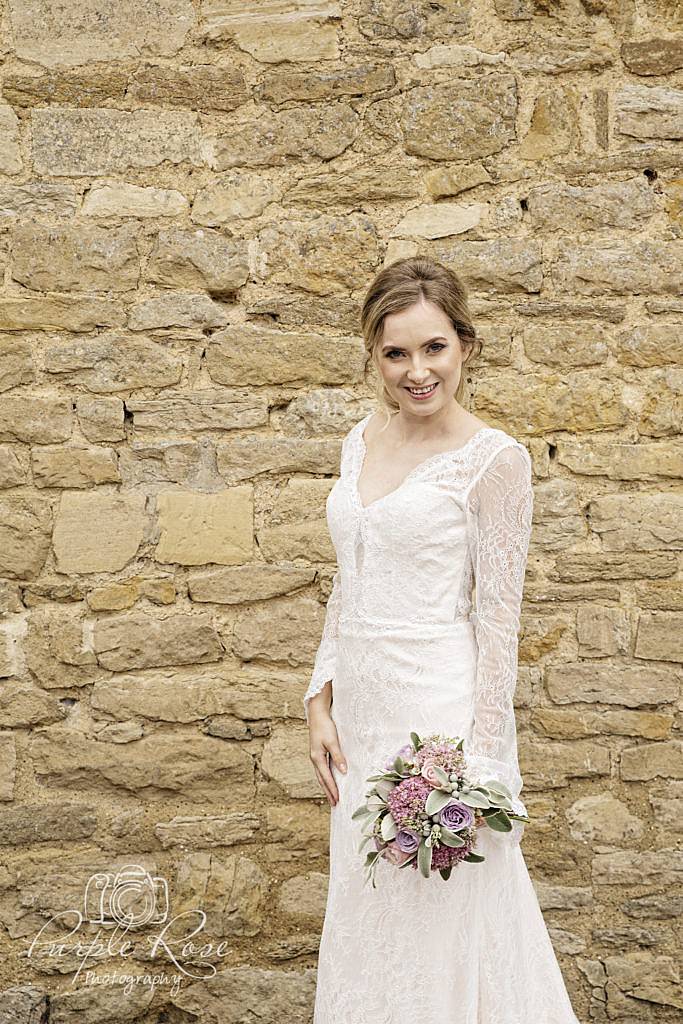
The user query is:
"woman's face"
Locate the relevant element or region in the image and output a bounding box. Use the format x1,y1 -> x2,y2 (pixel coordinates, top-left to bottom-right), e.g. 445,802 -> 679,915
375,297 -> 470,415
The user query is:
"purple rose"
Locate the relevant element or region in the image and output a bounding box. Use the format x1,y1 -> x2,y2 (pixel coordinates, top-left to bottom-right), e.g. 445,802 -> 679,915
437,801 -> 474,831
395,829 -> 420,854
383,743 -> 415,771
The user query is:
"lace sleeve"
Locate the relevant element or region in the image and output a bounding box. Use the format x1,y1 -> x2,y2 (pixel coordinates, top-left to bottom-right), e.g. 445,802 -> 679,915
464,442 -> 533,839
303,570 -> 342,725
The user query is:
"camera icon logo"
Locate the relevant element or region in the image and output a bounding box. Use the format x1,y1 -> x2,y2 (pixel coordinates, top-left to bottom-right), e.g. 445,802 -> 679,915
84,864 -> 169,930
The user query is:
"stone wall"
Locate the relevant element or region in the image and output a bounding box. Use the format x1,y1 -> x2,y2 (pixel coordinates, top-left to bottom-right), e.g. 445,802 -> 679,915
0,0 -> 682,1021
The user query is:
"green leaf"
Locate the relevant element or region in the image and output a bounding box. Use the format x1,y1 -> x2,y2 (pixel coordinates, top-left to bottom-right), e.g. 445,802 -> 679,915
425,788 -> 454,815
418,839 -> 432,879
439,827 -> 466,848
439,866 -> 453,881
393,755 -> 405,773
485,810 -> 513,833
351,804 -> 369,821
464,852 -> 485,863
381,813 -> 398,841
482,779 -> 512,799
459,790 -> 491,808
410,731 -> 422,751
374,778 -> 396,799
432,765 -> 451,786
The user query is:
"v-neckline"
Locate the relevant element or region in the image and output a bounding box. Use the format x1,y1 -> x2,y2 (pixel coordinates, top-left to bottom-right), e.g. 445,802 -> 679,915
353,412 -> 493,512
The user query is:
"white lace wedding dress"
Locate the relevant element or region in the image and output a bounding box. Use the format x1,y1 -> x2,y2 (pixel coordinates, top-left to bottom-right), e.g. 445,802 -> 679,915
304,410 -> 581,1024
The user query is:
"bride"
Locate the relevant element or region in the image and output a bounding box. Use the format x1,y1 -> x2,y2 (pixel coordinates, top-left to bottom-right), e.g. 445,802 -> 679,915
304,256 -> 581,1023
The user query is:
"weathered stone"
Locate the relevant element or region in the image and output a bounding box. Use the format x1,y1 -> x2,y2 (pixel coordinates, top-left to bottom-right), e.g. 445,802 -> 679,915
118,440 -> 208,489
0,395 -> 71,442
155,489 -> 253,566
519,738 -> 610,789
24,604 -> 104,690
593,849 -> 683,886
188,564 -> 314,604
531,707 -> 674,741
128,293 -> 229,331
634,611 -> 683,661
617,323 -> 683,367
209,102 -> 359,168
546,663 -> 678,707
0,802 -> 97,846
0,681 -> 65,728
520,323 -> 610,368
216,435 -> 342,483
3,67 -> 127,108
201,2 -> 341,62
261,724 -> 323,799
278,872 -> 328,921
44,334 -> 183,392
11,222 -> 140,292
176,849 -> 267,937
0,295 -> 122,331
533,883 -> 593,911
357,0 -> 469,41
30,725 -> 254,803
31,445 -> 119,488
0,105 -> 21,174
32,108 -> 204,176
552,240 -> 683,294
527,178 -> 656,230
8,0 -> 194,66
53,492 -> 146,573
650,780 -> 683,832
424,163 -> 492,199
604,951 -> 683,1012
620,740 -> 683,781
171,965 -> 316,1024
285,159 -> 420,208
127,390 -> 268,434
207,324 -> 365,387
518,89 -> 573,159
0,335 -> 35,391
82,182 -> 189,218
391,202 -> 485,239
0,495 -> 52,579
0,733 -> 16,800
129,64 -> 248,110
557,438 -> 683,480
402,77 -> 516,160
93,610 -> 223,672
155,813 -> 261,849
233,595 -> 333,672
257,62 -> 394,103
76,397 -> 125,442
555,551 -> 677,582
615,84 -> 683,140
576,605 -> 629,656
0,986 -> 47,1024
587,494 -> 683,551
145,229 -> 249,294
0,182 -> 79,221
566,794 -> 644,844
621,38 -> 683,76
192,172 -> 279,226
258,212 -> 380,295
432,239 -> 542,293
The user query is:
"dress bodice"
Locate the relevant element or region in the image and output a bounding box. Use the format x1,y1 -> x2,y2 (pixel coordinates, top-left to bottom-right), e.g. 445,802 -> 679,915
304,410 -> 534,819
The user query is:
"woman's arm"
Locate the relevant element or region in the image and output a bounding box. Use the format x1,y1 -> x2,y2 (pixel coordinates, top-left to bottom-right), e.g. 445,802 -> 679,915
464,442 -> 534,834
303,569 -> 342,725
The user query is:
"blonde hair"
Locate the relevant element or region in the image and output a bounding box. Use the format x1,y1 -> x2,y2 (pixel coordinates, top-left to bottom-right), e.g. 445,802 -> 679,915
360,256 -> 481,429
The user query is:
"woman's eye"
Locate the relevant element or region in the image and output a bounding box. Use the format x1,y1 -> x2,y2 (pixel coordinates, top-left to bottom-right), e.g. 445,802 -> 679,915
386,350 -> 402,359
429,343 -> 445,352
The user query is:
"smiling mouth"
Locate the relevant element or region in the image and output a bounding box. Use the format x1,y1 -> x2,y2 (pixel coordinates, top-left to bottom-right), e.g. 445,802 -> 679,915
405,382 -> 439,396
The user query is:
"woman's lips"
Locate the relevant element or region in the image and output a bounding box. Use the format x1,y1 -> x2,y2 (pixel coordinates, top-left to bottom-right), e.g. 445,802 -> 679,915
405,381 -> 439,400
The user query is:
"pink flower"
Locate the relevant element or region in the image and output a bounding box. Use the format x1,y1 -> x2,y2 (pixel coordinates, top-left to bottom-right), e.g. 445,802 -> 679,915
420,758 -> 444,789
382,841 -> 414,866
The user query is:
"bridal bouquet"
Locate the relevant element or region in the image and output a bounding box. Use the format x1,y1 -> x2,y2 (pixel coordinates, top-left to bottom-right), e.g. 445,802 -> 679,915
352,731 -> 530,888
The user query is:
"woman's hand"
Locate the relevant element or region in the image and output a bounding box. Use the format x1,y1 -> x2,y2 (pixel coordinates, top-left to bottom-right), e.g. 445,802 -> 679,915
308,705 -> 348,807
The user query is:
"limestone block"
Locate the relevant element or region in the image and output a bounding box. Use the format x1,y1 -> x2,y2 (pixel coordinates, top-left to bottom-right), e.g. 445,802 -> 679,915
0,495 -> 51,579
566,794 -> 644,844
0,396 -> 71,443
53,492 -> 146,573
127,293 -> 229,331
76,397 -> 125,442
587,493 -> 682,551
546,663 -> 678,707
155,813 -> 261,849
0,801 -> 97,845
144,229 -> 249,293
44,334 -> 183,393
0,295 -> 122,331
0,182 -> 79,220
593,848 -> 683,885
188,564 -> 314,604
129,64 -> 248,110
9,0 -> 194,66
615,84 -> 683,140
192,172 -> 280,226
0,733 -> 17,800
82,183 -> 189,218
552,240 -> 683,294
94,610 -> 223,671
30,725 -> 254,803
401,77 -> 517,160
31,445 -> 119,488
207,324 -> 366,386
200,1 -> 341,62
171,965 -> 316,1024
155,489 -> 253,566
127,390 -> 268,434
32,108 -> 204,176
620,739 -> 683,781
634,611 -> 683,661
11,222 -> 140,292
0,104 -> 21,174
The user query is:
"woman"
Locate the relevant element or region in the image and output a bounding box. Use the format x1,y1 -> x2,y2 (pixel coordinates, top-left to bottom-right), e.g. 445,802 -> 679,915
304,257 -> 581,1023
